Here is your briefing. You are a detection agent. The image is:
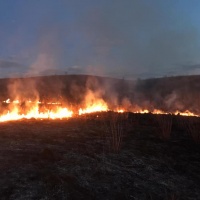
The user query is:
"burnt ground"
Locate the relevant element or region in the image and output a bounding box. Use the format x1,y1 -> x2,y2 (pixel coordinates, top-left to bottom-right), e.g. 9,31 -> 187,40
0,113 -> 200,200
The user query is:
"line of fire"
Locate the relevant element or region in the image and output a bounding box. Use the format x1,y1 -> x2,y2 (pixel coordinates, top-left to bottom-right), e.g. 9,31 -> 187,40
0,75 -> 199,122
0,98 -> 198,123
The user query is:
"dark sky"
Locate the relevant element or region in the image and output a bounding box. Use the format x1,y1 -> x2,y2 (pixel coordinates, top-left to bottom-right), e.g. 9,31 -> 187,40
0,0 -> 200,78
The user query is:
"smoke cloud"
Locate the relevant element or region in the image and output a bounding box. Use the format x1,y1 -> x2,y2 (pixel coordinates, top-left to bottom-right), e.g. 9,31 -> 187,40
1,0 -> 200,78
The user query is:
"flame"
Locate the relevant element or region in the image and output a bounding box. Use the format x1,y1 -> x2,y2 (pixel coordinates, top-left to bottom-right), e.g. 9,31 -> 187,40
133,109 -> 198,117
174,110 -> 198,117
79,101 -> 108,115
0,100 -> 73,122
3,99 -> 10,104
0,108 -> 73,122
0,97 -> 199,123
116,109 -> 124,113
78,89 -> 108,115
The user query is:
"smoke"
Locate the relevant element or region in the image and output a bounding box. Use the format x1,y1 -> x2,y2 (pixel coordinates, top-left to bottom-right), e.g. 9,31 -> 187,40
7,78 -> 39,103
71,76 -> 135,111
1,72 -> 200,116
1,1 -> 200,115
164,92 -> 178,110
27,21 -> 67,76
1,1 -> 200,78
71,0 -> 200,78
5,21 -> 67,101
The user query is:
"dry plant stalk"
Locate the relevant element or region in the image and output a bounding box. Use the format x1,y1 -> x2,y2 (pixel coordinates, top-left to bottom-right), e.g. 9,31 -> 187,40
176,115 -> 187,130
156,114 -> 172,140
186,117 -> 200,143
101,112 -> 127,153
109,113 -> 123,153
127,113 -> 139,130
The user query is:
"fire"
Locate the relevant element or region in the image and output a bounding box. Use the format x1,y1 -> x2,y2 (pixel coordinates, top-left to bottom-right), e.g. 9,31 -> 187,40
3,99 -> 10,104
0,99 -> 73,122
78,101 -> 108,115
0,98 -> 199,122
116,109 -> 124,113
132,109 -> 198,117
0,107 -> 73,122
78,89 -> 108,115
174,110 -> 198,117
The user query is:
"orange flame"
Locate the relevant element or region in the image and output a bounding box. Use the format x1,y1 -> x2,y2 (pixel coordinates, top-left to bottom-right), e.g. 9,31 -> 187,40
0,100 -> 73,122
0,98 -> 199,122
79,101 -> 108,115
78,89 -> 108,115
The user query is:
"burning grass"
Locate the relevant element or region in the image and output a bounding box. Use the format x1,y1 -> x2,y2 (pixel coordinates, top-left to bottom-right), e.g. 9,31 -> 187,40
0,98 -> 199,123
0,112 -> 200,199
0,75 -> 199,123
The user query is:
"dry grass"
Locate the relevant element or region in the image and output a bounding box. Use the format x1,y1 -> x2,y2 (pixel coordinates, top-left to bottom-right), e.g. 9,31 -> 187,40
99,112 -> 128,153
176,116 -> 200,143
156,114 -> 172,140
185,117 -> 200,143
108,113 -> 125,153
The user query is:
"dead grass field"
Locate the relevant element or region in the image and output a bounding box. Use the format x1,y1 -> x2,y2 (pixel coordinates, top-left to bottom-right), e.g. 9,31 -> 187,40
0,112 -> 200,200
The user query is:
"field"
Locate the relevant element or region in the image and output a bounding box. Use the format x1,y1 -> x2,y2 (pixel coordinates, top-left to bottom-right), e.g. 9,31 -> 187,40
0,112 -> 200,200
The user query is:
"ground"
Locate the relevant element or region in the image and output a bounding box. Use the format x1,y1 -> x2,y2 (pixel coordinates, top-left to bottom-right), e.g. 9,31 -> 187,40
0,112 -> 200,200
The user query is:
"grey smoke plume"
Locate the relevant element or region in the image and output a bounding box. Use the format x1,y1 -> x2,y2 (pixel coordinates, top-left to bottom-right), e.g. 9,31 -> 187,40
68,0 -> 200,78
1,1 -> 200,78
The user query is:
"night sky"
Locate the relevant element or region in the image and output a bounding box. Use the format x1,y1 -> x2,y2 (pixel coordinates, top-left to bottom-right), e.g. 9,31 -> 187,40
0,0 -> 200,79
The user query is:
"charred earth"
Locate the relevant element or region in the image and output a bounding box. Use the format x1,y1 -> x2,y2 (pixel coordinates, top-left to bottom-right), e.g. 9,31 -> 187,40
0,112 -> 200,199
